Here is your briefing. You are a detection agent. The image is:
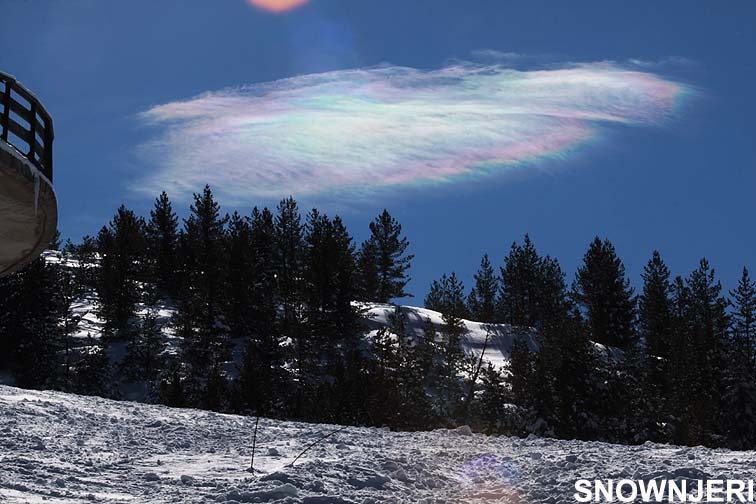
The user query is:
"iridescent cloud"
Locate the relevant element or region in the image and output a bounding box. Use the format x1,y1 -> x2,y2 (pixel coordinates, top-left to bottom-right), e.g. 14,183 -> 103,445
134,60 -> 693,203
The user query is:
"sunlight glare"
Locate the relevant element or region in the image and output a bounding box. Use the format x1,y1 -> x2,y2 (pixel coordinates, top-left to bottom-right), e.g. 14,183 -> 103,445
247,0 -> 310,13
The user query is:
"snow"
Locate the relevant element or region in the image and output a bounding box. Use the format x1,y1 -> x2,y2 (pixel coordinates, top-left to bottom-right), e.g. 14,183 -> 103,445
361,303 -> 539,370
2,385 -> 755,503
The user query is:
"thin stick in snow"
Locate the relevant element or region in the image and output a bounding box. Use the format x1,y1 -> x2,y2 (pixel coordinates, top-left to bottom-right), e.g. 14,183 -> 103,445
286,425 -> 350,468
248,416 -> 260,473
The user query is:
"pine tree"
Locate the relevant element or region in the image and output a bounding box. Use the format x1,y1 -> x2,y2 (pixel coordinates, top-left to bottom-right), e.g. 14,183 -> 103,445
435,310 -> 467,420
158,359 -> 186,408
0,268 -> 20,370
498,235 -> 567,329
467,254 -> 499,323
97,205 -> 145,341
239,207 -> 284,416
125,309 -> 165,382
69,235 -> 98,289
274,197 -> 306,416
508,338 -> 533,406
145,192 -> 179,297
367,210 -> 414,302
731,267 -> 756,369
384,306 -> 430,428
499,235 -> 543,326
2,259 -> 66,389
59,264 -> 84,389
424,272 -> 468,319
676,259 -> 729,445
723,267 -> 756,449
356,239 -> 380,302
178,185 -> 230,395
73,335 -> 112,398
225,211 -> 254,339
639,251 -> 673,359
637,251 -> 674,430
553,310 -> 598,439
368,325 -> 401,425
477,363 -> 508,433
572,237 -> 636,347
302,210 -> 362,420
202,364 -> 229,412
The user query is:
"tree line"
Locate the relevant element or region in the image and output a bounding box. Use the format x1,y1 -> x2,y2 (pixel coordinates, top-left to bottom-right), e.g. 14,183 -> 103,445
425,235 -> 756,449
0,187 -> 754,449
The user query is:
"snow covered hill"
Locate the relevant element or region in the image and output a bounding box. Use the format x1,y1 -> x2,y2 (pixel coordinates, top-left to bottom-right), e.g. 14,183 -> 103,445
2,385 -> 755,503
360,303 -> 538,370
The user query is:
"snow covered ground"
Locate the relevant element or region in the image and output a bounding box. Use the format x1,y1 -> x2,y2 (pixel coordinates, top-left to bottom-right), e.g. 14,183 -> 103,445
360,303 -> 539,370
2,385 -> 755,503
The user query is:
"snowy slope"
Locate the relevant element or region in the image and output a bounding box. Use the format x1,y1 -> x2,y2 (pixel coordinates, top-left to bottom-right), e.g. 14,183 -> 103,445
2,385 -> 755,503
361,303 -> 538,370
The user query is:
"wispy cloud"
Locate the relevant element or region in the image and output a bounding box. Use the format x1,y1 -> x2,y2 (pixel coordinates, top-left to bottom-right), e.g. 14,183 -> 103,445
134,59 -> 694,203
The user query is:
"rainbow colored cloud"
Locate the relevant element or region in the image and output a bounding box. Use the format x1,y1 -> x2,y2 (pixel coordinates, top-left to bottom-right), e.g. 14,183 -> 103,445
135,60 -> 693,202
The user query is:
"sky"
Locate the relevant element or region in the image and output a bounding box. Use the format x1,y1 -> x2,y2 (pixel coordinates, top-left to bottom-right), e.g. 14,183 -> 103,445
1,0 -> 755,300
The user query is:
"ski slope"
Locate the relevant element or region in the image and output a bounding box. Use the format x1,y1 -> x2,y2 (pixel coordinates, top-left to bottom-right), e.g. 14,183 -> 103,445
2,385 -> 755,503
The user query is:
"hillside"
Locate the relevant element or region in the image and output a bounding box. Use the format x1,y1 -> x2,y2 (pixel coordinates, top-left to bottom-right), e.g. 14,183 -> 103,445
23,251 -> 542,398
2,385 -> 754,503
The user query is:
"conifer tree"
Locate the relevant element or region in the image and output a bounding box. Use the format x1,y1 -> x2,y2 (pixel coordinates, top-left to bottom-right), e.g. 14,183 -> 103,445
424,272 -> 468,319
386,306 -> 432,428
145,191 -> 179,297
3,259 -> 65,389
368,325 -> 401,425
0,268 -> 19,370
467,254 -> 499,323
125,309 -> 165,382
302,210 -> 361,419
70,235 -> 98,288
97,205 -> 145,341
722,269 -> 756,448
435,310 -> 467,419
239,207 -> 284,416
366,210 -> 414,302
477,363 -> 508,432
158,359 -> 186,408
59,265 -> 84,389
508,338 -> 533,406
73,335 -> 112,398
178,186 -> 230,392
499,235 -> 543,326
225,211 -> 254,339
638,251 -> 674,426
274,197 -> 306,415
498,235 -> 567,329
731,267 -> 756,369
356,239 -> 380,302
639,251 -> 673,359
552,310 -> 598,439
677,259 -> 729,445
572,237 -> 636,347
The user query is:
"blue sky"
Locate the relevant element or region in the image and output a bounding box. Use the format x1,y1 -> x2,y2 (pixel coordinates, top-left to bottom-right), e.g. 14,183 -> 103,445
1,0 -> 755,300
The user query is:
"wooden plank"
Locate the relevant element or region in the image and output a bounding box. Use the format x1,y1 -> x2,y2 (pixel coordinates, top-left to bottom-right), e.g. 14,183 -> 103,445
8,96 -> 32,124
6,116 -> 31,144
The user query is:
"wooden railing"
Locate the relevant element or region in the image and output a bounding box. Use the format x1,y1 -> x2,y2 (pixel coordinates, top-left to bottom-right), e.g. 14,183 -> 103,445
0,72 -> 54,182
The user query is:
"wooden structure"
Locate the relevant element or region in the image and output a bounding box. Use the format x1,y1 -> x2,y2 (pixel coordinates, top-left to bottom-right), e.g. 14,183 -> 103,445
0,71 -> 57,276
